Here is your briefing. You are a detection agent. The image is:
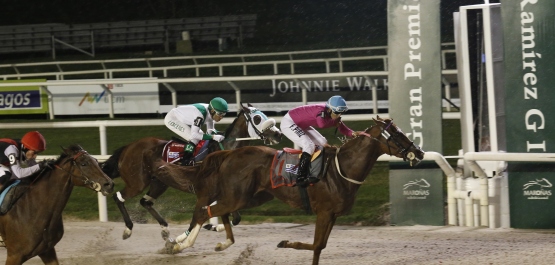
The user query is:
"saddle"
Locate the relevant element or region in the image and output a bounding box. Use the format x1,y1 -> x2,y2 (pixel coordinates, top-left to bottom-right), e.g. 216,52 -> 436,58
162,139 -> 211,165
270,147 -> 324,189
0,180 -> 27,215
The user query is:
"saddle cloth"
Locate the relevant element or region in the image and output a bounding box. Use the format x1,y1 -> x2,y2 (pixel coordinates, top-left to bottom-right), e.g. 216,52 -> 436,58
162,140 -> 210,164
270,147 -> 324,189
0,180 -> 22,215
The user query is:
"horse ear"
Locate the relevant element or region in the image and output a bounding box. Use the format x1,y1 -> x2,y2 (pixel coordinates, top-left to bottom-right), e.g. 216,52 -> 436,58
248,103 -> 253,107
61,146 -> 69,155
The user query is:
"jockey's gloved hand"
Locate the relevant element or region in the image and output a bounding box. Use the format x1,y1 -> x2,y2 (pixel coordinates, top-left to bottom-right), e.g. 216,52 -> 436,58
212,135 -> 225,142
39,159 -> 55,170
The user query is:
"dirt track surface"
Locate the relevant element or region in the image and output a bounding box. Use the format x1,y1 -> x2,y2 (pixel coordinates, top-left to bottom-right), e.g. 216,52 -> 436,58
2,221 -> 555,265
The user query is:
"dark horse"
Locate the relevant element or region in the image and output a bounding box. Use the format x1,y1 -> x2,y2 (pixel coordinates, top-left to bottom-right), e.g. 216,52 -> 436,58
0,144 -> 114,265
101,103 -> 282,240
155,116 -> 425,265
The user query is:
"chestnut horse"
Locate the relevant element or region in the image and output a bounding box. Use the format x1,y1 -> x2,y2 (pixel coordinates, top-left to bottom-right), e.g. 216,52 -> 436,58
155,116 -> 425,265
0,144 -> 114,265
101,103 -> 282,240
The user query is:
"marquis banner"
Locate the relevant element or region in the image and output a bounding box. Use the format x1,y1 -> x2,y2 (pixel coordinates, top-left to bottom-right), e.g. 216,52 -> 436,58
387,0 -> 442,152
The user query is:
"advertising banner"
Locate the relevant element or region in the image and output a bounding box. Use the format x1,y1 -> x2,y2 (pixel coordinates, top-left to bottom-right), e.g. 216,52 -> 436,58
157,75 -> 390,113
502,0 -> 555,228
47,78 -> 159,115
0,79 -> 48,115
389,167 -> 445,225
387,0 -> 442,152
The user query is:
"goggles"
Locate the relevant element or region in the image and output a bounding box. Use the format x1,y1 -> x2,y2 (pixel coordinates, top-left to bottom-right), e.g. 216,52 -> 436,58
214,110 -> 227,117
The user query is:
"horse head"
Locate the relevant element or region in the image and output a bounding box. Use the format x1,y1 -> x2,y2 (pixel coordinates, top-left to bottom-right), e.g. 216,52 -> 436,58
241,103 -> 283,145
59,145 -> 115,195
370,115 -> 425,166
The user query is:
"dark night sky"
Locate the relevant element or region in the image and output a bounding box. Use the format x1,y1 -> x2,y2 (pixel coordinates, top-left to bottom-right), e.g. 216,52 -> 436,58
0,0 -> 500,48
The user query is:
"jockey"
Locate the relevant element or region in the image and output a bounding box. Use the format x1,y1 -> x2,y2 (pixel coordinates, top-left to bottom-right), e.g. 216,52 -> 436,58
0,131 -> 48,191
164,97 -> 229,165
280,95 -> 362,188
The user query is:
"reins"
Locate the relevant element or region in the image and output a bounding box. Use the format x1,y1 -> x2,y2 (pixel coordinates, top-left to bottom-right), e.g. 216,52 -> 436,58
333,122 -> 416,185
333,131 -> 374,185
51,150 -> 102,191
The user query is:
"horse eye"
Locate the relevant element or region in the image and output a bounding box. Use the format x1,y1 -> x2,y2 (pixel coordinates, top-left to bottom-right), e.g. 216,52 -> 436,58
253,115 -> 262,125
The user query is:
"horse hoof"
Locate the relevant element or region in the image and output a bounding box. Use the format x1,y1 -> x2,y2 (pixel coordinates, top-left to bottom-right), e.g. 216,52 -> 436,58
215,243 -> 223,251
164,238 -> 177,254
122,228 -> 132,240
161,226 -> 170,241
277,240 -> 288,248
203,224 -> 215,231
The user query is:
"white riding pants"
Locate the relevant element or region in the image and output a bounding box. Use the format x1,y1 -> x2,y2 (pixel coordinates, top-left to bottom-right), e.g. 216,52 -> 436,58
280,113 -> 327,155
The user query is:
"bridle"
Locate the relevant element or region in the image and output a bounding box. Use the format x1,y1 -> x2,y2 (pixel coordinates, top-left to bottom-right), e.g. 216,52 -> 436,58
242,108 -> 278,145
52,150 -> 103,191
374,121 -> 419,163
334,121 -> 419,185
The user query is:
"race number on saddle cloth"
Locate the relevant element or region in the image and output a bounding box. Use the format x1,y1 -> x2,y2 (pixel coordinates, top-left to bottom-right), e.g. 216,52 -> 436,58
162,140 -> 211,164
270,146 -> 325,188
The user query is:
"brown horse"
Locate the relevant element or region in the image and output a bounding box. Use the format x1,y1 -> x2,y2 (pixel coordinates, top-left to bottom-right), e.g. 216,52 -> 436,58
155,116 -> 425,265
0,144 -> 114,265
101,103 -> 282,240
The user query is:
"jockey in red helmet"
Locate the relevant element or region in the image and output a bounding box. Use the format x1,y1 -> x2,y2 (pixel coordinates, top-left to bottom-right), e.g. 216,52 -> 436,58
0,131 -> 49,191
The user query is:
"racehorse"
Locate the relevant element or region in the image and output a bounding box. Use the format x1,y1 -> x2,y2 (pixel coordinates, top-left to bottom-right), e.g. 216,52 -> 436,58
0,144 -> 114,265
155,116 -> 425,265
101,103 -> 282,240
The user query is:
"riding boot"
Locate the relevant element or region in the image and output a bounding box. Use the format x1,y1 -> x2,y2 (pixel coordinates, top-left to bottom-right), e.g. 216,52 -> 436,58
180,142 -> 195,166
295,152 -> 312,188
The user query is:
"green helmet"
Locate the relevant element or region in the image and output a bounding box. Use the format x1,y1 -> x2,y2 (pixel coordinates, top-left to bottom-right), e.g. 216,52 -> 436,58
209,97 -> 228,113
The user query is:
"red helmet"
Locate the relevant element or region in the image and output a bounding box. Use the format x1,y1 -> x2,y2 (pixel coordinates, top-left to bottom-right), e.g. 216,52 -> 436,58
21,131 -> 46,152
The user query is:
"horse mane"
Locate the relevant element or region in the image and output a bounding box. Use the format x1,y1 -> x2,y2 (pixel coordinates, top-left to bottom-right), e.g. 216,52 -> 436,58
198,150 -> 232,179
224,108 -> 245,137
23,144 -> 83,183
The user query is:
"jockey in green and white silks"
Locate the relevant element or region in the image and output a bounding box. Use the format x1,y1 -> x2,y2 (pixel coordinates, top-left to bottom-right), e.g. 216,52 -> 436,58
164,97 -> 228,163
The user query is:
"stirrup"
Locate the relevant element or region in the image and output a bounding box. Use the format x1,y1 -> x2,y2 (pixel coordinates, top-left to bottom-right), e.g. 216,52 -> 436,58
295,177 -> 309,188
307,177 -> 320,185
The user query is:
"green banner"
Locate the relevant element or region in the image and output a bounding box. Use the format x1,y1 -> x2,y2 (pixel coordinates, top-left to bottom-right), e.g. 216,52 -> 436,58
390,167 -> 445,226
508,163 -> 555,229
503,0 -> 555,228
503,0 -> 555,152
0,79 -> 48,115
387,0 -> 443,152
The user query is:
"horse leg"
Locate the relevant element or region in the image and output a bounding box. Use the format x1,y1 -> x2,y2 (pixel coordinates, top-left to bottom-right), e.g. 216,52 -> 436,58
38,247 -> 59,265
205,192 -> 272,232
172,199 -> 215,252
214,213 -> 235,251
277,213 -> 337,265
203,211 -> 240,232
112,186 -> 144,240
140,178 -> 170,240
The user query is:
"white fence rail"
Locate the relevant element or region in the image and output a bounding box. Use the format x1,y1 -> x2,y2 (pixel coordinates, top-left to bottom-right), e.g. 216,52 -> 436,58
0,43 -> 456,81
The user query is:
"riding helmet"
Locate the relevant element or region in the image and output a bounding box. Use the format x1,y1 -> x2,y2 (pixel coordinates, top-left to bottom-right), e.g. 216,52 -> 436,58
21,131 -> 46,152
209,97 -> 229,113
326,95 -> 348,113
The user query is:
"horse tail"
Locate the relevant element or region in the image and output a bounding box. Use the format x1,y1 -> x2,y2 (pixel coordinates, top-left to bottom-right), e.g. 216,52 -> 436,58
102,145 -> 126,179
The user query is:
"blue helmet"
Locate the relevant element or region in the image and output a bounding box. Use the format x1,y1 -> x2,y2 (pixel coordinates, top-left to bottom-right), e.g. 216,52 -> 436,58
326,95 -> 348,113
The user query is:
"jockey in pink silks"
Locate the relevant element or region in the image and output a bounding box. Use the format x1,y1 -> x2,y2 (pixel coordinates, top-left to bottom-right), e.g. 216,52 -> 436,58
280,95 -> 362,188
